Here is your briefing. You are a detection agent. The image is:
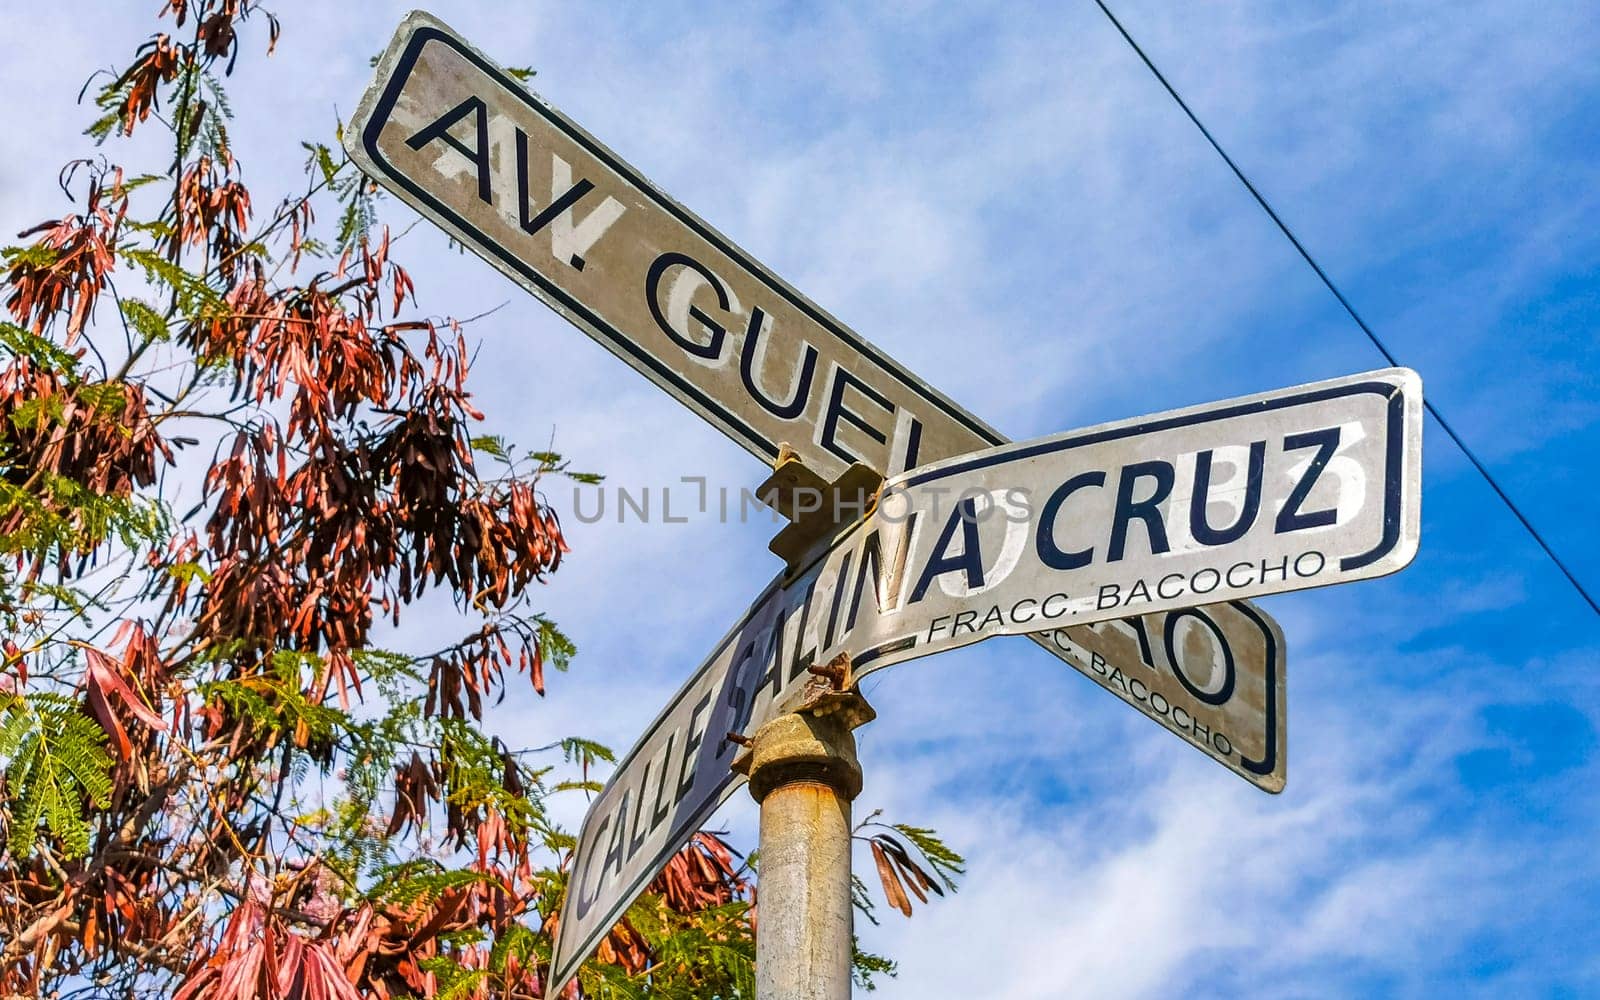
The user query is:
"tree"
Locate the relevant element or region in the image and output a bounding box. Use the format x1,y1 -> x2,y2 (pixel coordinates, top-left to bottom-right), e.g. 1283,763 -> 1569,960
0,3 -> 961,998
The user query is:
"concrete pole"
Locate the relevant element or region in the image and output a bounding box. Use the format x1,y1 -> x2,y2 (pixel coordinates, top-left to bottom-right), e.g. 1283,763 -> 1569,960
737,692 -> 874,1000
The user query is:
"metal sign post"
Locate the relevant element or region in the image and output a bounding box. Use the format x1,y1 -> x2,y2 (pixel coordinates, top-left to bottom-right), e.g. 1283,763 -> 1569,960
340,14 -> 1428,999
730,656 -> 875,1000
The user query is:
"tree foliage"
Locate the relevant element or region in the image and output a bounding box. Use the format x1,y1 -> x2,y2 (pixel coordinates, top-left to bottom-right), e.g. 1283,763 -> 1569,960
0,3 -> 960,997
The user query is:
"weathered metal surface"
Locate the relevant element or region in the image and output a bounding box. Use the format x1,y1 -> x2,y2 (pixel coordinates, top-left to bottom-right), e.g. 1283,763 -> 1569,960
344,11 -> 1000,486
549,368 -> 1420,991
754,783 -> 854,1000
761,457 -> 884,570
828,367 -> 1422,666
733,699 -> 869,803
343,14 -> 1292,743
1037,603 -> 1286,791
342,13 -> 1322,989
742,702 -> 869,1000
550,569 -> 841,995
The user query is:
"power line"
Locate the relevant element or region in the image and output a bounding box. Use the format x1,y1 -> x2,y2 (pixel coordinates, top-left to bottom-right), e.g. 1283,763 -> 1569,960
1092,0 -> 1599,618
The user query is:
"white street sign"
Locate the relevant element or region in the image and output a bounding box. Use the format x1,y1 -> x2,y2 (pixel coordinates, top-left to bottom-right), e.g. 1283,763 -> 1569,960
552,366 -> 1419,991
345,13 -> 1291,737
344,11 -> 999,485
1039,601 -> 1285,790
343,14 -> 1329,991
551,588 -> 1287,995
840,367 -> 1422,659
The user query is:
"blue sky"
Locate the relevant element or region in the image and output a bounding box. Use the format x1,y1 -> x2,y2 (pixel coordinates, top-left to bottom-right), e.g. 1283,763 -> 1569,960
3,2 -> 1597,996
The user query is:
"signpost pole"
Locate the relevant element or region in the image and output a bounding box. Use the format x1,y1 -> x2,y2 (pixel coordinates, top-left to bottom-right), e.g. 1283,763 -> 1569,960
732,663 -> 875,1000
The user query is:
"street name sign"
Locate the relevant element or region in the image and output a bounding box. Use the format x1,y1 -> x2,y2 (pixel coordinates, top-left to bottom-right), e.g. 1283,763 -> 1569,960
790,367 -> 1420,663
345,11 -> 1293,764
343,16 -> 1334,991
550,598 -> 1285,994
345,10 -> 996,484
550,366 -> 1420,991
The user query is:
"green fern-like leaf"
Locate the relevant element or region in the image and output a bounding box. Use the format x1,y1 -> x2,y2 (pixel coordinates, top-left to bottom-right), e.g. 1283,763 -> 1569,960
118,298 -> 170,343
0,693 -> 114,860
559,736 -> 614,770
0,321 -> 83,374
367,861 -> 489,909
119,247 -> 227,323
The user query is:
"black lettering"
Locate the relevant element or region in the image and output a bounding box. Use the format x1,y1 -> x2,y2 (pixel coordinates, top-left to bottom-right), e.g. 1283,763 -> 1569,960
602,794 -> 629,878
407,96 -> 491,204
1276,427 -> 1341,533
1260,555 -> 1289,583
723,648 -> 757,750
846,516 -> 917,631
754,612 -> 787,705
513,130 -> 597,239
677,692 -> 712,801
824,551 -> 852,648
1294,550 -> 1326,577
819,367 -> 892,464
1036,471 -> 1105,570
1190,442 -> 1266,546
1010,598 -> 1038,624
1166,609 -> 1235,706
787,581 -> 819,683
573,814 -> 610,919
650,733 -> 677,827
978,604 -> 1005,631
626,765 -> 652,859
646,252 -> 730,360
897,416 -> 924,471
909,499 -> 984,603
1128,616 -> 1157,668
1226,561 -> 1253,588
1109,461 -> 1175,562
740,307 -> 818,419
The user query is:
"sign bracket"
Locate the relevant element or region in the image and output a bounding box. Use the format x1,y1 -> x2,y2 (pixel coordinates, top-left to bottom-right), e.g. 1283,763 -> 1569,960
758,444 -> 884,573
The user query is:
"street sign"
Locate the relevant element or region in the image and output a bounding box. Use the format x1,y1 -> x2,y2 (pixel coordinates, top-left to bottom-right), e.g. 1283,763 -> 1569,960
548,562 -> 1287,995
831,367 -> 1422,661
344,15 -> 1370,992
346,12 -> 1292,757
551,366 -> 1419,990
551,594 -> 1288,996
345,10 -> 1000,485
1038,601 -> 1285,790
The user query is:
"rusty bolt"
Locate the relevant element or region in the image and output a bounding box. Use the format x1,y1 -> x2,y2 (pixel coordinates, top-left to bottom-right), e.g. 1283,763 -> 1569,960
726,731 -> 754,748
807,662 -> 847,688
